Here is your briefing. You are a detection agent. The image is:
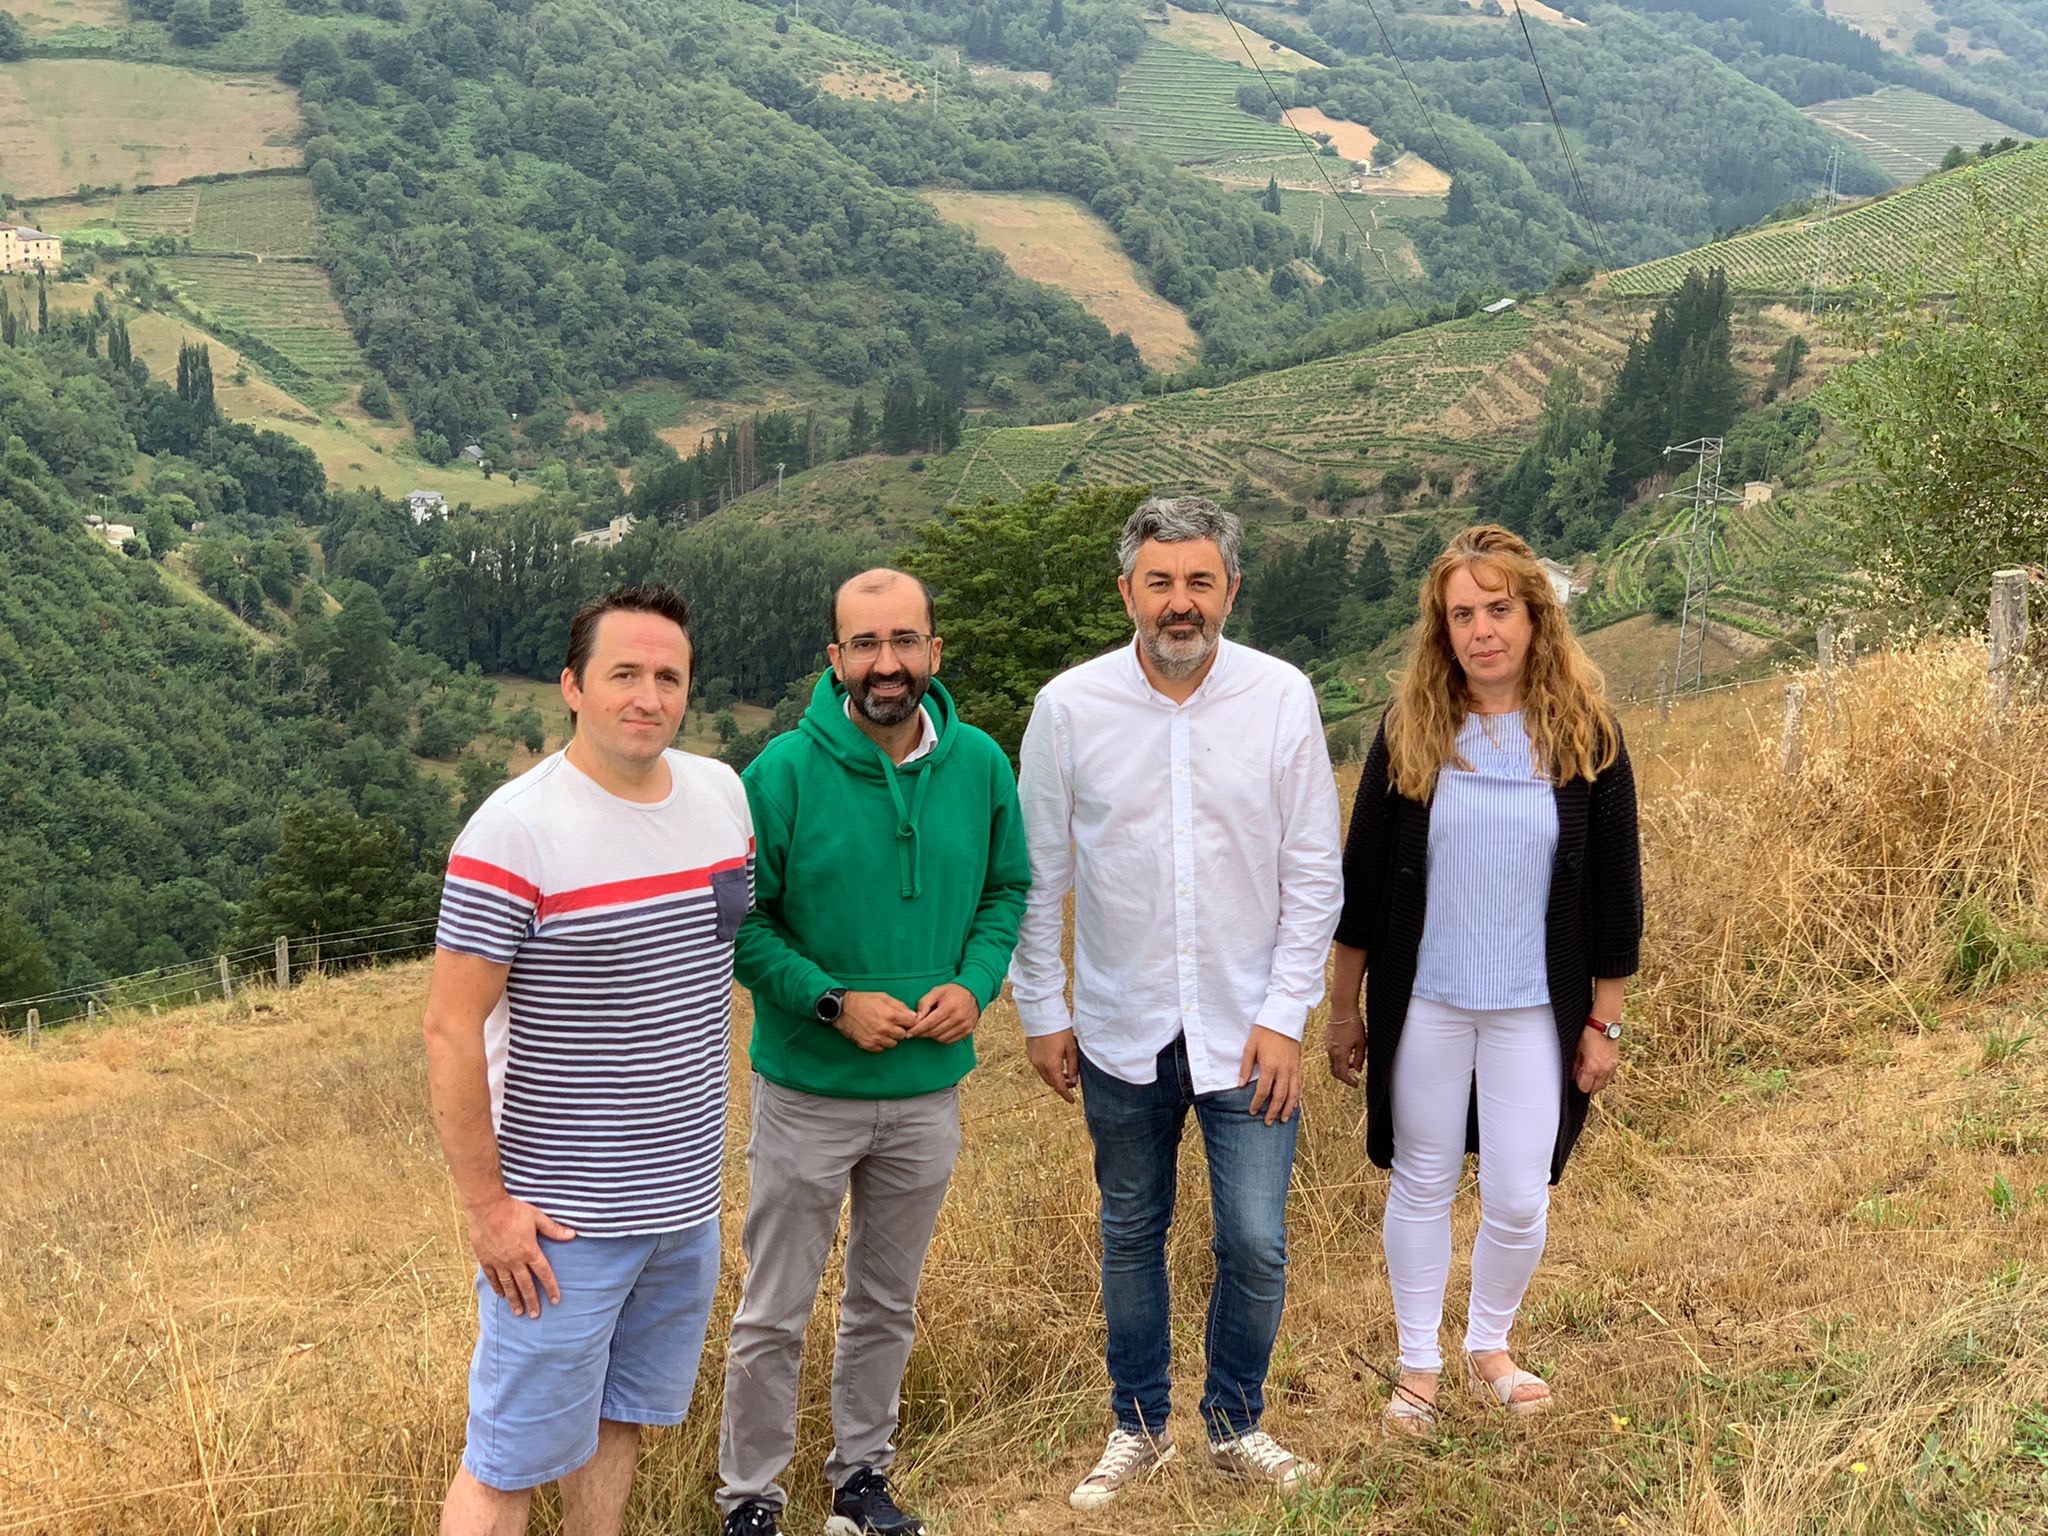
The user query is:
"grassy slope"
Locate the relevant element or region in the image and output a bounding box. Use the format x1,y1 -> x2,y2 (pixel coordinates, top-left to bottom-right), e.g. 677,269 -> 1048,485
7,655 -> 2047,1533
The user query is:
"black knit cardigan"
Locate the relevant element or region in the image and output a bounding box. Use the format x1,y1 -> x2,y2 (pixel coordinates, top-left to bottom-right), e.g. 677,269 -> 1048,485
1334,715 -> 1644,1184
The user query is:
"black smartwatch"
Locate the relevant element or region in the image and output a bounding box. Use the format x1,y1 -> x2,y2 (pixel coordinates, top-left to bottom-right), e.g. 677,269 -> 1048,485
815,987 -> 849,1025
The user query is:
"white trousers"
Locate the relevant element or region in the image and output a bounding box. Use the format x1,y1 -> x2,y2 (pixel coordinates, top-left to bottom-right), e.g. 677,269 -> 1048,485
1384,995 -> 1561,1374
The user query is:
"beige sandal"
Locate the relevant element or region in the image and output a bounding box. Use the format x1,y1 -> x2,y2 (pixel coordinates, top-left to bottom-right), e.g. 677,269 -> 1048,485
1466,1351 -> 1552,1416
1381,1373 -> 1440,1438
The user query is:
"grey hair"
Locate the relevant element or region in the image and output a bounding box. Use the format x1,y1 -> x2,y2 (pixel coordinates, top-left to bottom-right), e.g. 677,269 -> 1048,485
1115,496 -> 1243,582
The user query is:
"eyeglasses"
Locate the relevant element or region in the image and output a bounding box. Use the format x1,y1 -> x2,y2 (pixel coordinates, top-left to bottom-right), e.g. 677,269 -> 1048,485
838,631 -> 933,663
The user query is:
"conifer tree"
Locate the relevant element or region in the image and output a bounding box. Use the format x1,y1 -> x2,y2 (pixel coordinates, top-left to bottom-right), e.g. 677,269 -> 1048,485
1263,176 -> 1283,216
1357,537 -> 1393,602
878,376 -> 921,455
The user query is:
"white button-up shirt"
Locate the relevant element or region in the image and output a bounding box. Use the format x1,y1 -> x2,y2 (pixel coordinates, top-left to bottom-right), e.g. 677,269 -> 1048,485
1008,637 -> 1343,1094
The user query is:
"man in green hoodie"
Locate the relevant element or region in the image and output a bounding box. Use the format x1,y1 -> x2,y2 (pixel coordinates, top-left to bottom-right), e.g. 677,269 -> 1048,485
716,568 -> 1030,1536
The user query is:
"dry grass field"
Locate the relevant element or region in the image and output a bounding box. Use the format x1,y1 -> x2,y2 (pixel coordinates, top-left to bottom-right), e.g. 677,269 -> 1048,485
0,62 -> 299,200
1156,4 -> 1324,71
1,0 -> 125,34
919,191 -> 1200,372
5,643 -> 2048,1534
1821,0 -> 1999,62
817,67 -> 917,103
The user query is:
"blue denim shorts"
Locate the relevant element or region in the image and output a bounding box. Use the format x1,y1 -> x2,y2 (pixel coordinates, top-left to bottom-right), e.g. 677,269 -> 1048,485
462,1217 -> 720,1490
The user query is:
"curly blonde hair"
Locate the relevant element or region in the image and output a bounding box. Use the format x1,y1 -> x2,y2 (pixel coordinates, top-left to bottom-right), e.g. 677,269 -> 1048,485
1386,524 -> 1617,801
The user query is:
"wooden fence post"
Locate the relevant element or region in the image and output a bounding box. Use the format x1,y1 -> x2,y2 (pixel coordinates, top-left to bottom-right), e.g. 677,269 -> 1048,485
25,1007 -> 37,1050
1656,661 -> 1671,724
1779,682 -> 1807,776
1816,620 -> 1837,725
276,934 -> 290,990
1990,568 -> 2028,714
218,954 -> 232,1002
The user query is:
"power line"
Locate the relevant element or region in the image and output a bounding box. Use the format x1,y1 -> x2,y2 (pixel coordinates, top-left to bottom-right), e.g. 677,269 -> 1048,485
1210,1 -> 1442,321
1507,2 -> 1611,270
1352,0 -> 1460,180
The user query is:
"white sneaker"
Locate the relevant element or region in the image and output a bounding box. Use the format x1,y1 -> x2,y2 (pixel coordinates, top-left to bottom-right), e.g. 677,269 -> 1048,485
1207,1428 -> 1317,1494
1069,1426 -> 1176,1512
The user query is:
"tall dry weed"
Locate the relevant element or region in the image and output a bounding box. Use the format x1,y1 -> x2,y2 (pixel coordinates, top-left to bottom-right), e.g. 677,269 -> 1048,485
1634,638 -> 2048,1073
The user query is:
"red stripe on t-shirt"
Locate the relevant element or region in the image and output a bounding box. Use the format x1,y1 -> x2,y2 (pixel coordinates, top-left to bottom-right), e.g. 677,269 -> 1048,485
447,855 -> 541,906
536,851 -> 753,919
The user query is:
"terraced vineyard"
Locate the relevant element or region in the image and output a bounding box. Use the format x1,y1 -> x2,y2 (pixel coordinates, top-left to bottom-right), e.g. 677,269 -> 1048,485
1101,40 -> 1308,161
1803,86 -> 2029,181
1575,493 -> 1863,644
33,174 -> 321,257
158,256 -> 364,405
943,424 -> 1082,504
1607,143 -> 2048,297
191,177 -> 321,257
931,312 -> 1578,506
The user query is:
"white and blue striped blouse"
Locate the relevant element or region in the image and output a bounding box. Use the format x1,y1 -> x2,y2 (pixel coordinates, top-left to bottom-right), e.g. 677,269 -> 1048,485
1412,710 -> 1558,1011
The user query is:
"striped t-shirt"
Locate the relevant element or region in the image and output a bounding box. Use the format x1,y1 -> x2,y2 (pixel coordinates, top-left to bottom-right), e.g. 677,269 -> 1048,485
435,748 -> 755,1237
1412,711 -> 1558,1011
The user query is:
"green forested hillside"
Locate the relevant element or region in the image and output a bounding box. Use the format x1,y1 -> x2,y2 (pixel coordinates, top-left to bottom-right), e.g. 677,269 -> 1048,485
0,334 -> 481,993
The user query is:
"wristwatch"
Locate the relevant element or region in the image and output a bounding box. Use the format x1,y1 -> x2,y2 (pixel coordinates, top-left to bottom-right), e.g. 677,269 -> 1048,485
815,987 -> 849,1025
1585,1015 -> 1623,1040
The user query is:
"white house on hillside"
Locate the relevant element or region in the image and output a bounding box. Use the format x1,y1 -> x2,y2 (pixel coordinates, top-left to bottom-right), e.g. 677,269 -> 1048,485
1537,556 -> 1583,608
571,514 -> 637,550
407,489 -> 448,523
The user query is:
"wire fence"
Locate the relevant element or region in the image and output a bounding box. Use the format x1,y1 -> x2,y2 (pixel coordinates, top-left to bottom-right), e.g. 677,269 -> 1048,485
3,916 -> 443,1044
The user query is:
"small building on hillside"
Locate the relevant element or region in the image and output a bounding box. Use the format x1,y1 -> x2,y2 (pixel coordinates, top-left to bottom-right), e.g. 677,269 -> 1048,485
1743,481 -> 1774,508
1481,297 -> 1517,316
571,514 -> 637,550
0,225 -> 62,272
459,444 -> 486,466
407,489 -> 448,524
1537,556 -> 1584,608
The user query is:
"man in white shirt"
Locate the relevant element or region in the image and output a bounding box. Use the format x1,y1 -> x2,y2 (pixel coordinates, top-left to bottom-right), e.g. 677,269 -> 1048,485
1009,497 -> 1343,1513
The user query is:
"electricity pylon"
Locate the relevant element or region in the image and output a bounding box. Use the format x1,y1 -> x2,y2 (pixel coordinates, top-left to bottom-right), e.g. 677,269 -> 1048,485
1664,437 -> 1741,694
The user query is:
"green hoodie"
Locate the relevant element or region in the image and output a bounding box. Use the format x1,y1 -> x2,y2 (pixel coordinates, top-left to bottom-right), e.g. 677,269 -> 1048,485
735,672 -> 1030,1099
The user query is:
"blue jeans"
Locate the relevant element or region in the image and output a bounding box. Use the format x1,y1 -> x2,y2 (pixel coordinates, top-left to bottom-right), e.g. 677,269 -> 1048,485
1079,1035 -> 1300,1441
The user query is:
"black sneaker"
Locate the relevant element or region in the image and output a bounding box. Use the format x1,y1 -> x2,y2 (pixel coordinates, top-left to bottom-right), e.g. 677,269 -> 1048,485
721,1501 -> 782,1536
826,1468 -> 924,1536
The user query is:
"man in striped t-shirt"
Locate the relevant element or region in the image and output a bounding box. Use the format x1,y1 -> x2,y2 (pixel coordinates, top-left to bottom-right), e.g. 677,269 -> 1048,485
423,584 -> 754,1536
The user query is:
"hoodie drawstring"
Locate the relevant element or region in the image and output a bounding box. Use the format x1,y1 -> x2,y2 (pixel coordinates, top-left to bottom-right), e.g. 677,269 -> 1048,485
879,755 -> 932,900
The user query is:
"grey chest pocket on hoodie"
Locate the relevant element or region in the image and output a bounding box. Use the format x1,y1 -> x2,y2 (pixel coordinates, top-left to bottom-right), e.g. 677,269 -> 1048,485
710,865 -> 752,944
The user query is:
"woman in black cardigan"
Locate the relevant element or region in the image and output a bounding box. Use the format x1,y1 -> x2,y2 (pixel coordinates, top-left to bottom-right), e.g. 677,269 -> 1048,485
1325,525 -> 1642,1435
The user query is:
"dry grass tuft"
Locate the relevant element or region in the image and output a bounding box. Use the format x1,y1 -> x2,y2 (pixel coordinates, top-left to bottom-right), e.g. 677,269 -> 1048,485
1630,639 -> 2048,1073
4,642 -> 2047,1534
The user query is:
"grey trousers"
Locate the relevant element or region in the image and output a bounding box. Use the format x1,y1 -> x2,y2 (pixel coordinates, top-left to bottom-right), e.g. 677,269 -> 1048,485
716,1074 -> 962,1513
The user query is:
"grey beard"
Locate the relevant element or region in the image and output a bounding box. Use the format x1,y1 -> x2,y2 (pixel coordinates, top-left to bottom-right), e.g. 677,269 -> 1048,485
1140,623 -> 1217,680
